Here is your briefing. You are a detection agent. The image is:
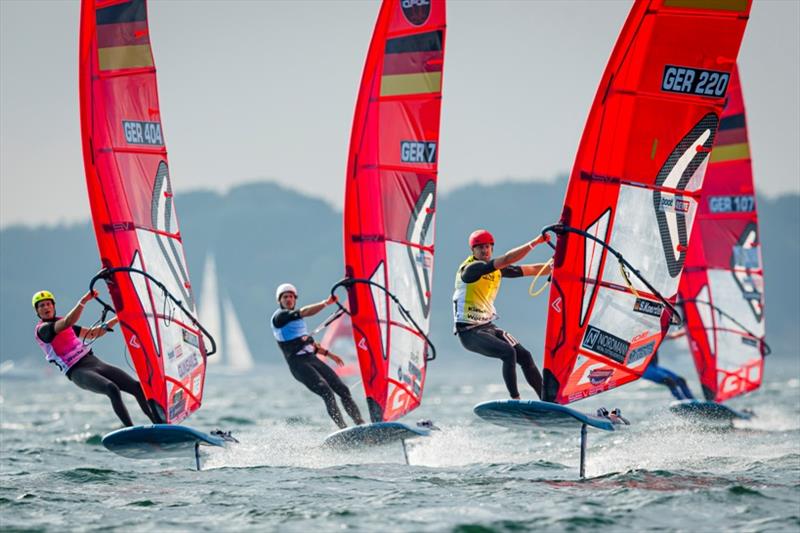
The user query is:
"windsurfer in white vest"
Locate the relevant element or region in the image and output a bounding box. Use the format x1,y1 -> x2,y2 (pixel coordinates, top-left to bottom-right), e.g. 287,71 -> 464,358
32,290 -> 159,427
271,283 -> 365,429
453,230 -> 552,400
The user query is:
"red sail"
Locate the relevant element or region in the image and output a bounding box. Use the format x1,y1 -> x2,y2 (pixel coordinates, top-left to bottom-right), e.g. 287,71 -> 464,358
79,0 -> 207,423
542,0 -> 752,404
679,65 -> 766,402
343,0 -> 446,422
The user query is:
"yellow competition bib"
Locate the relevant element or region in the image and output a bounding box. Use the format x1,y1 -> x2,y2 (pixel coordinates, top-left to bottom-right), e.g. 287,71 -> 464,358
452,255 -> 502,325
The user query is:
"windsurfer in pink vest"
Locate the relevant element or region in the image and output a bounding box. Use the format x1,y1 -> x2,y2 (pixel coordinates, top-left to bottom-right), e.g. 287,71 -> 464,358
33,290 -> 158,427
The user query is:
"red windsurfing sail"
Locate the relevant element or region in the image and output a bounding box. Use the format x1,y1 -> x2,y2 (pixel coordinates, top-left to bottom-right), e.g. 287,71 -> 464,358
542,0 -> 752,404
79,0 -> 208,423
679,65 -> 767,402
343,0 -> 446,422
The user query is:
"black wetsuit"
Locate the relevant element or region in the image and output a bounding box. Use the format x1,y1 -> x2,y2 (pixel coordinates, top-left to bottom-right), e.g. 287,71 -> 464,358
36,322 -> 158,426
455,259 -> 543,399
271,308 -> 364,429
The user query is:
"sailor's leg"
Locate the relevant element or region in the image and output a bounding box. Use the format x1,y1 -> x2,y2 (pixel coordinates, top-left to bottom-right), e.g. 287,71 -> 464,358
662,377 -> 685,400
69,365 -> 134,427
458,325 -> 519,398
642,364 -> 686,399
659,366 -> 695,400
312,359 -> 364,425
289,357 -> 347,429
94,358 -> 159,423
513,343 -> 543,399
676,377 -> 695,400
641,363 -> 662,384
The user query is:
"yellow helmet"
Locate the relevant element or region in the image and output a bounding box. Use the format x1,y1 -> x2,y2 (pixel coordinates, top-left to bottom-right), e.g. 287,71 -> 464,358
32,290 -> 55,309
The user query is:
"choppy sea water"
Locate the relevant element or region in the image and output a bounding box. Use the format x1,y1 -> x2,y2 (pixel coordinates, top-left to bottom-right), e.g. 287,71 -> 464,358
1,354 -> 798,532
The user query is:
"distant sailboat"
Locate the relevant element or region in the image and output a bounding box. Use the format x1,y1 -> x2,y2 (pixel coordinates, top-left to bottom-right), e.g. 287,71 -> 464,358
199,255 -> 255,371
222,297 -> 255,371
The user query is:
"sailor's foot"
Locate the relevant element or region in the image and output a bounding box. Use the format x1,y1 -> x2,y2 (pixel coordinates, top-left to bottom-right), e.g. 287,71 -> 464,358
211,429 -> 240,443
417,419 -> 440,431
609,408 -> 630,425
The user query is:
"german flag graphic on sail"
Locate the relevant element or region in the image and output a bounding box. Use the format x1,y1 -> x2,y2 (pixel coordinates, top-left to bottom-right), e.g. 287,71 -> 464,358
710,112 -> 749,163
380,30 -> 443,97
96,0 -> 153,71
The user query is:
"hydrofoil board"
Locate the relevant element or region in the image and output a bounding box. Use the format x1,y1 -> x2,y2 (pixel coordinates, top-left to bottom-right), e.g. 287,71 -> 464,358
102,424 -> 227,460
474,400 -> 624,431
324,421 -> 431,449
669,400 -> 753,422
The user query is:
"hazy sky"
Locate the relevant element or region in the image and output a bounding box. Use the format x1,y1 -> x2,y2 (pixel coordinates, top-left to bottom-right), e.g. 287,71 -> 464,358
1,0 -> 798,228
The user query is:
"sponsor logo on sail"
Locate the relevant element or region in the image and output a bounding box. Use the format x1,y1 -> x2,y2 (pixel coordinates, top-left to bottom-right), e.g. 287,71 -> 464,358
582,326 -> 630,363
661,65 -> 730,98
123,120 -> 164,146
401,0 -> 431,26
633,298 -> 664,318
182,329 -> 200,348
401,141 -> 437,163
657,195 -> 691,214
177,353 -> 199,379
168,390 -> 186,420
627,341 -> 655,364
588,368 -> 614,385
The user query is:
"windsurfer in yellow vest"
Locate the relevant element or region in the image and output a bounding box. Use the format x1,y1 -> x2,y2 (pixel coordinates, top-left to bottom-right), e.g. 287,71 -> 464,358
453,230 -> 552,400
32,290 -> 159,427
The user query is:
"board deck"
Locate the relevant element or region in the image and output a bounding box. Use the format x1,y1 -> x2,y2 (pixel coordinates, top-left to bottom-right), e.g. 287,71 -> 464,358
474,400 -> 617,431
102,424 -> 226,459
669,400 -> 753,422
324,422 -> 431,449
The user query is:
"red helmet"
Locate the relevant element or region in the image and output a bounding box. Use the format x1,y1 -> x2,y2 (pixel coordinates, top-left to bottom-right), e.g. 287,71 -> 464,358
469,229 -> 494,248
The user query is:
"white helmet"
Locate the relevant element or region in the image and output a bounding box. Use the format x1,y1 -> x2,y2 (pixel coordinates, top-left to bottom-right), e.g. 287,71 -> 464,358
275,283 -> 298,302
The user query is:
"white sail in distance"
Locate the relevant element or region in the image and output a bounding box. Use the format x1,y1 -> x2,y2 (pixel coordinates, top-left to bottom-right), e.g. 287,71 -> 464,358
198,254 -> 255,370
